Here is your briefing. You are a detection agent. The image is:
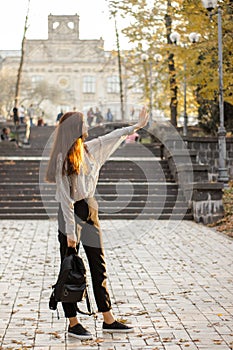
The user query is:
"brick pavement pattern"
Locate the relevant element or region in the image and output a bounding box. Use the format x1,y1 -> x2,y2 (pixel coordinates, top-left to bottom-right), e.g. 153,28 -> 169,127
0,219 -> 232,350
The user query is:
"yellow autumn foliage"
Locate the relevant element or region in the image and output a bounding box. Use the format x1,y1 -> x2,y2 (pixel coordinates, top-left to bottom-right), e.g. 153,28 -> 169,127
108,0 -> 233,123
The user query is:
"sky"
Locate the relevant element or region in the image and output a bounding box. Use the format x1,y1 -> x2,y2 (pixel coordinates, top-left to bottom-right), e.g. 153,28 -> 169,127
0,0 -> 129,51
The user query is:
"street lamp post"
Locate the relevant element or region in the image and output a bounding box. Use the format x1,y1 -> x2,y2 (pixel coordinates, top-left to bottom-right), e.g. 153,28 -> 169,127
170,31 -> 201,136
201,0 -> 228,184
141,53 -> 162,125
183,62 -> 187,136
141,53 -> 152,124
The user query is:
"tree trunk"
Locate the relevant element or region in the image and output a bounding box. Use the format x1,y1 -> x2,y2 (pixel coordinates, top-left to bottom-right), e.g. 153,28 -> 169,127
142,60 -> 149,103
165,0 -> 178,127
114,16 -> 125,121
14,0 -> 30,107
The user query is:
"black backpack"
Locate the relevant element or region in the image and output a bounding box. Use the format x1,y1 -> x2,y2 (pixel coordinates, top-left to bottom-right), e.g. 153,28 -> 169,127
49,248 -> 94,316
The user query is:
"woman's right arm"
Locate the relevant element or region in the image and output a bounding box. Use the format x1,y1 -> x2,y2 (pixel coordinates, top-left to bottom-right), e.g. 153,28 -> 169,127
87,106 -> 149,166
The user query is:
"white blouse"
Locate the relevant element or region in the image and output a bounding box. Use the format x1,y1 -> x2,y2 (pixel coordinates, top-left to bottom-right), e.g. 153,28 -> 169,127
55,125 -> 136,240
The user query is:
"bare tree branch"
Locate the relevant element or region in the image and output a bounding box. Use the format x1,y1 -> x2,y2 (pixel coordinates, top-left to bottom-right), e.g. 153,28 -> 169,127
14,0 -> 31,107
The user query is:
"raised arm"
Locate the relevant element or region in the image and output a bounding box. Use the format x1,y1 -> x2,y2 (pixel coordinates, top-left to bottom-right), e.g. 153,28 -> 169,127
133,106 -> 149,131
87,107 -> 149,166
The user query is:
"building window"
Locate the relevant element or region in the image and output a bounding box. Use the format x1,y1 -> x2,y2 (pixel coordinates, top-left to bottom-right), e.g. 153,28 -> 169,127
107,76 -> 120,93
83,76 -> 95,93
31,75 -> 44,84
67,21 -> 74,29
131,77 -> 143,93
53,21 -> 60,29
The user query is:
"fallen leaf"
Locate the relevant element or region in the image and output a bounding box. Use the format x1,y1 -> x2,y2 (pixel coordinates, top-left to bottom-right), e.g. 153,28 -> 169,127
95,338 -> 104,343
48,331 -> 61,339
11,340 -> 23,344
117,318 -> 128,324
162,337 -> 173,342
82,338 -> 105,346
177,338 -> 189,343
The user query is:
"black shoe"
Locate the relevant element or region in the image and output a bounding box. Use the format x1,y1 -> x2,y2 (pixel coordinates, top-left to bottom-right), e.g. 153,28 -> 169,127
68,323 -> 93,340
102,320 -> 134,333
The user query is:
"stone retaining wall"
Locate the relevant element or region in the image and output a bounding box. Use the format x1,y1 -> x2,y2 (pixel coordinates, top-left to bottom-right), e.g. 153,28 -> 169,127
184,136 -> 233,180
161,134 -> 226,224
184,183 -> 224,225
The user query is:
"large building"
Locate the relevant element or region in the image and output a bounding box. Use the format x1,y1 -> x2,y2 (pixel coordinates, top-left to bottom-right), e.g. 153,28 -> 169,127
0,14 -> 142,123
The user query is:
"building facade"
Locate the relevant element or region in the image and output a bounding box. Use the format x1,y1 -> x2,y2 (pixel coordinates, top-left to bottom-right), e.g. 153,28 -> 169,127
0,14 -> 142,124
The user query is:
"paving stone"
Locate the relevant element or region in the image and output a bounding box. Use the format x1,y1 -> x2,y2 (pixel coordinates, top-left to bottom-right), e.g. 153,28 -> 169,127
0,219 -> 232,349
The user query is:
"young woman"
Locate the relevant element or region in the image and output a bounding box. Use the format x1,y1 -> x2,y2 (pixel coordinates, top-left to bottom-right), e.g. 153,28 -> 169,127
46,107 -> 149,340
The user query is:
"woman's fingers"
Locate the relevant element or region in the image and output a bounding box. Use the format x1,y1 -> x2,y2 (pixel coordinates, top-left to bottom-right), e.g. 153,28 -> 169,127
140,106 -> 147,117
67,237 -> 77,248
135,106 -> 149,130
139,107 -> 149,126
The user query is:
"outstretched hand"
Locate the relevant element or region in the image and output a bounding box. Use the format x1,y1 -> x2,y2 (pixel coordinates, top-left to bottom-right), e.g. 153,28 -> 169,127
135,106 -> 149,130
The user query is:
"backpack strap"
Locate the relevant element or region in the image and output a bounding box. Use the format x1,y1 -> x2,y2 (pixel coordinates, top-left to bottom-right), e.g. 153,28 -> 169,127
76,290 -> 97,317
66,248 -> 96,317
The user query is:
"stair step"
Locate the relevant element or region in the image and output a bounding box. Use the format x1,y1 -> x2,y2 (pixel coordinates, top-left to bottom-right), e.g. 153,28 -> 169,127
0,182 -> 179,190
0,139 -> 193,220
0,200 -> 186,211
0,194 -> 180,201
0,206 -> 191,214
0,213 -> 193,220
0,176 -> 174,182
99,213 -> 193,220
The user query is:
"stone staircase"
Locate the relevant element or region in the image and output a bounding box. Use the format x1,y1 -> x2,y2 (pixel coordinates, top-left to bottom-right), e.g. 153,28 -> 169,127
0,125 -> 55,157
0,125 -> 193,220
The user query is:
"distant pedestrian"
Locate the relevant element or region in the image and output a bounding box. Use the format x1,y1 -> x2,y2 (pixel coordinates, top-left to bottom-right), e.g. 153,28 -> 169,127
1,127 -> 10,141
27,104 -> 35,126
56,110 -> 64,124
0,127 -> 16,142
19,105 -> 25,124
87,108 -> 94,127
95,108 -> 103,125
13,107 -> 19,125
38,111 -> 45,126
130,107 -> 135,119
106,108 -> 113,122
125,131 -> 140,143
24,116 -> 31,144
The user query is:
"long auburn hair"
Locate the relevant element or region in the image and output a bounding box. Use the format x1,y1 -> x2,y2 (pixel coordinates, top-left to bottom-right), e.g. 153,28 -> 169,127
46,111 -> 87,183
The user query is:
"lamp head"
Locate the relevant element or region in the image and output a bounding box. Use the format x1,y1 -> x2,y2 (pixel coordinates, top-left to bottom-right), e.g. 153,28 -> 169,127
154,54 -> 162,63
201,0 -> 217,11
141,53 -> 149,61
170,32 -> 181,45
189,32 -> 201,43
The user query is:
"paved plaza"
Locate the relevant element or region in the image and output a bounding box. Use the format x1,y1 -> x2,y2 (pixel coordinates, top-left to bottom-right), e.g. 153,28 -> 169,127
0,219 -> 233,350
